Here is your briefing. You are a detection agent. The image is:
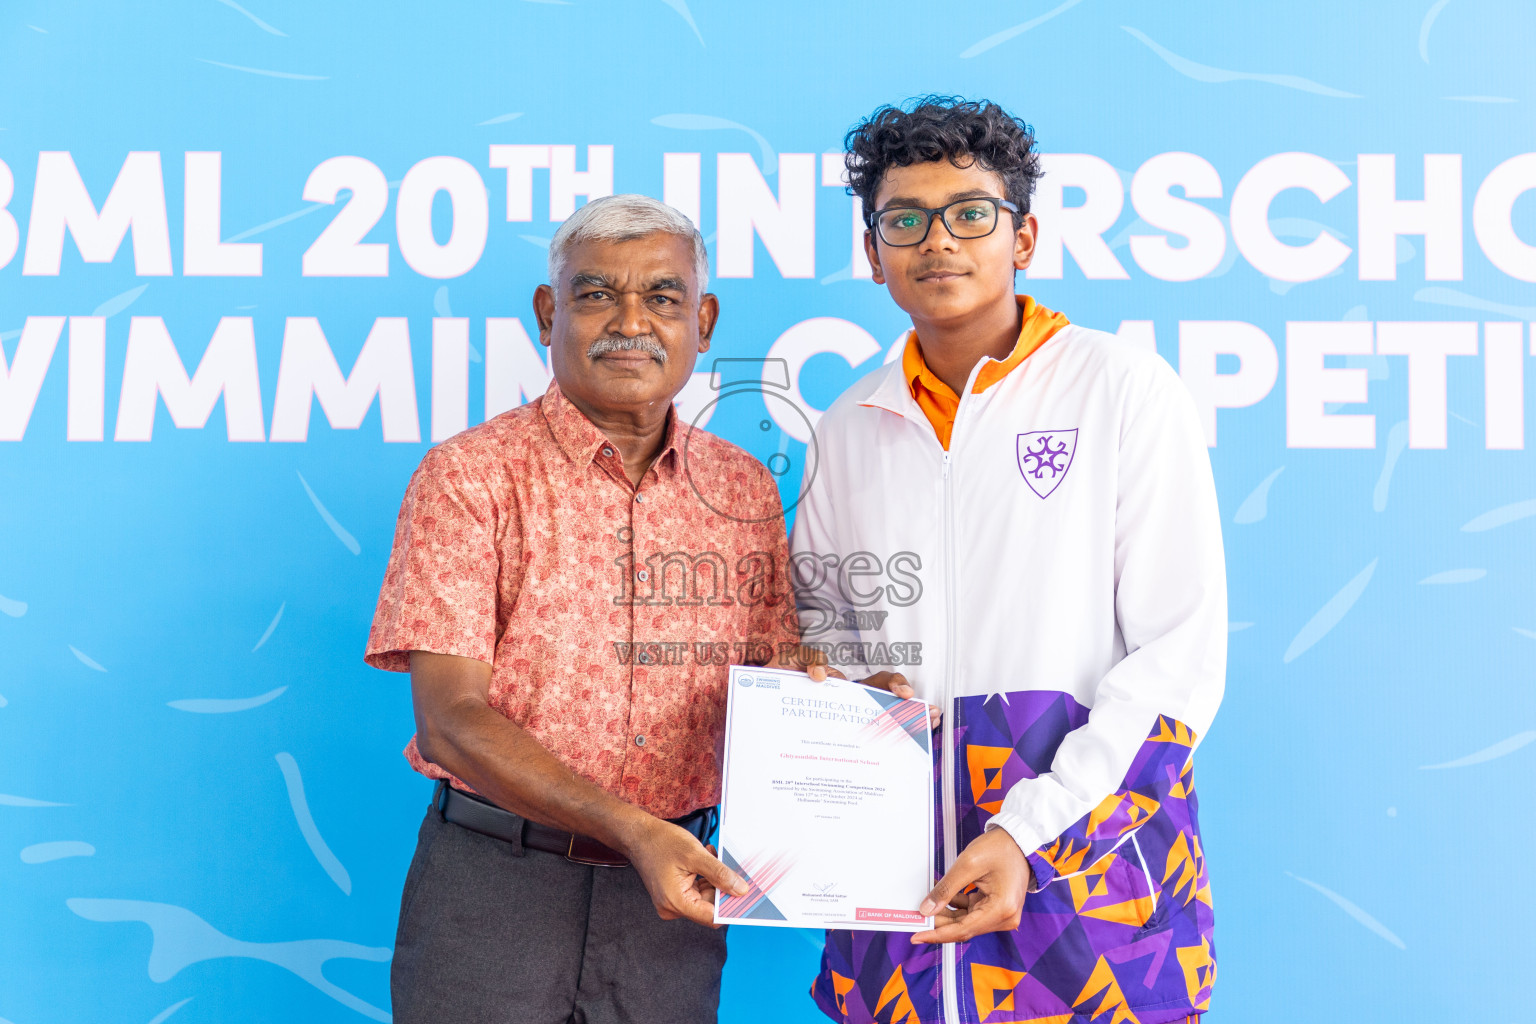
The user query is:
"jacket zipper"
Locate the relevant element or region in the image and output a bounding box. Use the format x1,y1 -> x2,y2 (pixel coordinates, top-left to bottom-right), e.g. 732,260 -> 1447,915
940,448 -> 961,1024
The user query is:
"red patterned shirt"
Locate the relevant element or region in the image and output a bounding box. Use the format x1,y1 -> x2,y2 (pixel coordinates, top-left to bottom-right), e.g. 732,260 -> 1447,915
366,380 -> 799,820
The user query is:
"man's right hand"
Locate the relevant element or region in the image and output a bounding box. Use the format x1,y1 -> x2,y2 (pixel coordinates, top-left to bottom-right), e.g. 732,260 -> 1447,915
863,671 -> 942,730
621,816 -> 749,927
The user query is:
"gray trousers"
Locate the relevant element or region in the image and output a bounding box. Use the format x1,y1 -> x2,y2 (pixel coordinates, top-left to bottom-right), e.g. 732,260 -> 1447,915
391,803 -> 729,1024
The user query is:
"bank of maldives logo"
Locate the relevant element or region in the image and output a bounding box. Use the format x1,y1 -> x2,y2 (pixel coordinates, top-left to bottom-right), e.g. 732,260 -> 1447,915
1016,429 -> 1078,499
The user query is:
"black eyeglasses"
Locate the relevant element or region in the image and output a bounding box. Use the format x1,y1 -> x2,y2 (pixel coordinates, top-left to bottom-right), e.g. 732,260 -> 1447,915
869,197 -> 1021,247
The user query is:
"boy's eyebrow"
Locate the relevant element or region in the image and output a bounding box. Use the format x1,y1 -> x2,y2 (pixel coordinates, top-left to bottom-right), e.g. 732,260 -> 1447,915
876,188 -> 996,210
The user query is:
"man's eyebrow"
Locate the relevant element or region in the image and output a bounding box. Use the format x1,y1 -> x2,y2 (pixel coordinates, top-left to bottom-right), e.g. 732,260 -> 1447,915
569,272 -> 617,291
568,272 -> 688,293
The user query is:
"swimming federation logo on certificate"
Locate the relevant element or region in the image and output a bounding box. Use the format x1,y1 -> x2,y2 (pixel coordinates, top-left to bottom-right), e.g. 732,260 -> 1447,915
1016,429 -> 1079,499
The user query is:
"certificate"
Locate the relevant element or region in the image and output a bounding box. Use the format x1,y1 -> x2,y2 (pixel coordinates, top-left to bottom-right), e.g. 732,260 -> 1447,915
714,665 -> 935,931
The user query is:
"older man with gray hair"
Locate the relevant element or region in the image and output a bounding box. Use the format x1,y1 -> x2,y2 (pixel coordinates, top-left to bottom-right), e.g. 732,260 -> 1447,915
366,194 -> 810,1023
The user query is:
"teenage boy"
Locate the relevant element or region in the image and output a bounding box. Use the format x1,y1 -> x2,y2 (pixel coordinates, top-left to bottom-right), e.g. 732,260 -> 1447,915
792,97 -> 1226,1024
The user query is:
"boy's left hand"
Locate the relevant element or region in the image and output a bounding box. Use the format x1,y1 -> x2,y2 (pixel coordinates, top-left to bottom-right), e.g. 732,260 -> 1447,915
911,828 -> 1032,944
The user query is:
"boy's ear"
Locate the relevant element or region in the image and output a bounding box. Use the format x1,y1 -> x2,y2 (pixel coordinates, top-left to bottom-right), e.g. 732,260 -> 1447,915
865,229 -> 886,285
1013,213 -> 1039,271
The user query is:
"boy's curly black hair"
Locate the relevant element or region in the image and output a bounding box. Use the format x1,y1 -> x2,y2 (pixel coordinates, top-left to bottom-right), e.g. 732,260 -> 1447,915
843,95 -> 1042,225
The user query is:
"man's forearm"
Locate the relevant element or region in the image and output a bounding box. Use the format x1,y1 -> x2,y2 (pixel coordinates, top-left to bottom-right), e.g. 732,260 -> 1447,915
418,697 -> 655,854
408,651 -> 744,926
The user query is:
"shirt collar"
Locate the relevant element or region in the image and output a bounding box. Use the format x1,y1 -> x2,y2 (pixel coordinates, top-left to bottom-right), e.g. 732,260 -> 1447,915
540,379 -> 683,476
902,294 -> 1070,403
654,409 -> 684,475
902,330 -> 949,404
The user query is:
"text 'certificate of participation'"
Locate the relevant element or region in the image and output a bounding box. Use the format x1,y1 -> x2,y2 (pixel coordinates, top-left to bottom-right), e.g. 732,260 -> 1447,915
714,666 -> 935,931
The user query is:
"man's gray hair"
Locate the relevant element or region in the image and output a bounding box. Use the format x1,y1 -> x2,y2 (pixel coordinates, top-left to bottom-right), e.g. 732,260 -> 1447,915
548,193 -> 710,293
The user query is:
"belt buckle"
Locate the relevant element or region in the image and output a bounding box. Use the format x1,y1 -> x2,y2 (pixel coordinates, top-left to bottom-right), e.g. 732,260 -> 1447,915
566,833 -> 628,868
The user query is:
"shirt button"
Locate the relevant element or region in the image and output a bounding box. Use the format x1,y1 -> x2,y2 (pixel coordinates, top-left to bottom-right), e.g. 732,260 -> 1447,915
635,735 -> 647,747
602,447 -> 614,458
636,569 -> 649,582
638,651 -> 653,664
635,493 -> 643,503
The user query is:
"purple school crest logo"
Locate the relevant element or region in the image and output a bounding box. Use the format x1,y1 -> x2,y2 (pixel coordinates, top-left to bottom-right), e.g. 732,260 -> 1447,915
1016,429 -> 1078,498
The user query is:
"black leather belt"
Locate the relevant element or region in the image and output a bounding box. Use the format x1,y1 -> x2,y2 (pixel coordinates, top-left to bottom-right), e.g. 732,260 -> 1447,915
434,780 -> 717,868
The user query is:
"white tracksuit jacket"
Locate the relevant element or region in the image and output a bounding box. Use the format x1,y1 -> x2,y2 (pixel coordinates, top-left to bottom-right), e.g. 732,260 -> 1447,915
793,318 -> 1227,1024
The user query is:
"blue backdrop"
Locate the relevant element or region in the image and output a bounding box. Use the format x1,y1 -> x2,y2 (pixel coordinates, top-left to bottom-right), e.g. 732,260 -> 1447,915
3,2 -> 1534,1022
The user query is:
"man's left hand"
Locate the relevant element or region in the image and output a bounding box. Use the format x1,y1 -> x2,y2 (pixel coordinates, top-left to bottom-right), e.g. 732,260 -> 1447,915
911,828 -> 1032,944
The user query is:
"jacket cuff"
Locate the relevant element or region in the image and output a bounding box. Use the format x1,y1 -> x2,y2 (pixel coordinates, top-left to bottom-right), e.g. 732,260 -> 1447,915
983,814 -> 1056,893
1023,851 -> 1056,892
983,811 -> 1049,883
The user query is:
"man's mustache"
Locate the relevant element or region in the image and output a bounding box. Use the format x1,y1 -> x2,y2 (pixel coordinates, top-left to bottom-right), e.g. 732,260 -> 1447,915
587,335 -> 668,364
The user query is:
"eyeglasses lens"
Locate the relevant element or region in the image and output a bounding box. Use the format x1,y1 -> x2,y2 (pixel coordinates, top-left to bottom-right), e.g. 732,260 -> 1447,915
877,208 -> 931,246
943,200 -> 999,238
